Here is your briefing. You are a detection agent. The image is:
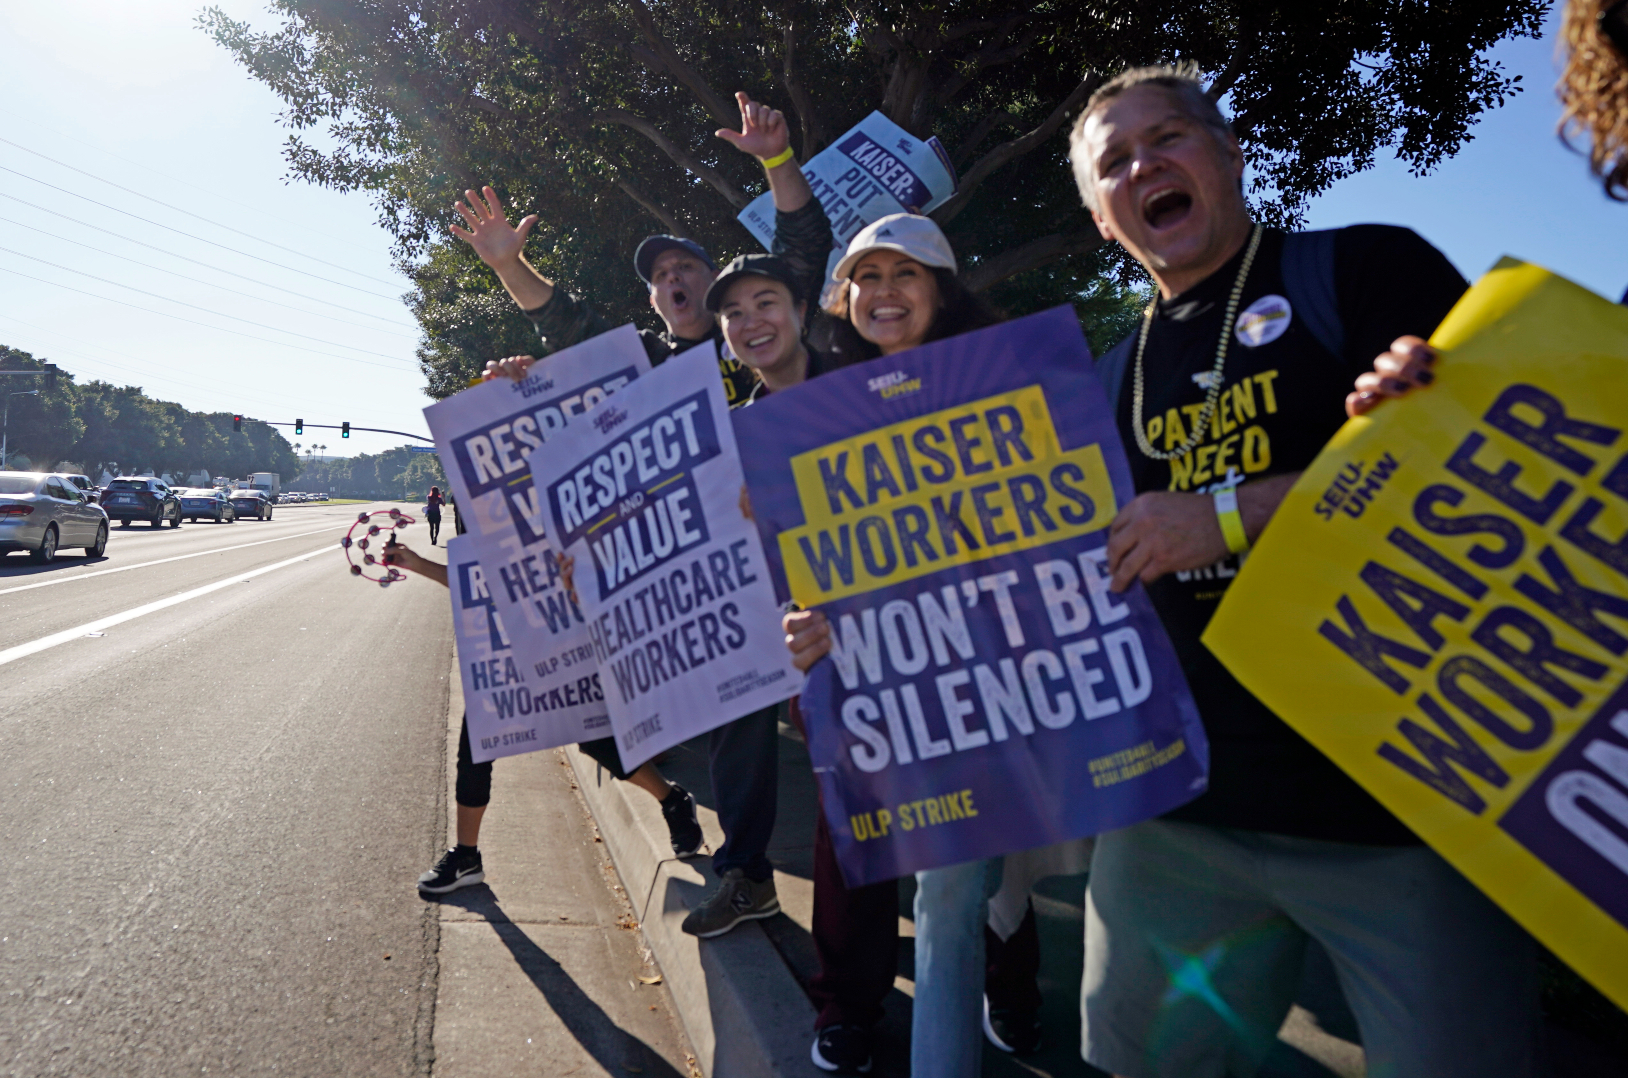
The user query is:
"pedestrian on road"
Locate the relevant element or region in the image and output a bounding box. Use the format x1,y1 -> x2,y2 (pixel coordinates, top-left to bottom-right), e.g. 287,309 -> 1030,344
379,537 -> 704,895
424,485 -> 444,545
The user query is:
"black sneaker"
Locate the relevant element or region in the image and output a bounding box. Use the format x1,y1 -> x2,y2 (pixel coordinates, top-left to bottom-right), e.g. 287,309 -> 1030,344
417,846 -> 485,894
660,784 -> 703,858
811,1023 -> 872,1074
982,994 -> 1042,1054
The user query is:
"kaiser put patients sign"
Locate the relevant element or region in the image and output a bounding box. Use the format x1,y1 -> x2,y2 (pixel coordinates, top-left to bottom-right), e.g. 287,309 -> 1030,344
529,345 -> 800,771
1204,261 -> 1628,1009
736,307 -> 1209,885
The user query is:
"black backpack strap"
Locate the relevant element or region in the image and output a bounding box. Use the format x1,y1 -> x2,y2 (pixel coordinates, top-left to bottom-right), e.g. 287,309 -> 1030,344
1280,228 -> 1344,360
1095,333 -> 1136,416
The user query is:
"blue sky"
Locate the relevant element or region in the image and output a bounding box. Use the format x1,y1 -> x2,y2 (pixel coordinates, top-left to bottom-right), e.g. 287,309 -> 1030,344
0,3 -> 1620,464
1302,8 -> 1625,301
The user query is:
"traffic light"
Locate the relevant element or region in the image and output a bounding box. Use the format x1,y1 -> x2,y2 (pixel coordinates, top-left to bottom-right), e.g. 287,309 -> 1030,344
43,364 -> 58,391
341,422 -> 350,439
294,418 -> 303,435
233,415 -> 242,433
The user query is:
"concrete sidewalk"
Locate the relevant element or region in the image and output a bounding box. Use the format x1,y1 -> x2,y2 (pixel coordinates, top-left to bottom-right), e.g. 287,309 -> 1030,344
427,665 -> 701,1077
566,711 -> 1368,1078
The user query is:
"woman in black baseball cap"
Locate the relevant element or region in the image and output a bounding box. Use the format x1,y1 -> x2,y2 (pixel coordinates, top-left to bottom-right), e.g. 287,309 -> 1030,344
705,253 -> 832,401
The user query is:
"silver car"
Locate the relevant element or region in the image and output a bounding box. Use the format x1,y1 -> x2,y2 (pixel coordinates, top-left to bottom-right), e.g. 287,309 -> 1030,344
0,471 -> 110,563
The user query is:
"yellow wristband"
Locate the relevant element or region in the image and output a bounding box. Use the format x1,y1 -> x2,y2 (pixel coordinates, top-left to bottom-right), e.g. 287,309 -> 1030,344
1214,486 -> 1250,555
759,147 -> 796,169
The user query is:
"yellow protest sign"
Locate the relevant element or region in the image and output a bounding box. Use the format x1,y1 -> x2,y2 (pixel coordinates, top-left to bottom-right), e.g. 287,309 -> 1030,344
1203,260 -> 1628,1010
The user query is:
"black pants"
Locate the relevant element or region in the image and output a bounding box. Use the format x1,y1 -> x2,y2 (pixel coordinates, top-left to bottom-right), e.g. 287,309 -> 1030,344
455,714 -> 493,808
707,704 -> 780,881
578,707 -> 780,882
426,511 -> 441,543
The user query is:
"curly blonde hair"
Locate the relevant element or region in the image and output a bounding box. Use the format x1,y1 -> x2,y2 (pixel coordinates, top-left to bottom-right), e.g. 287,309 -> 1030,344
1560,0 -> 1628,199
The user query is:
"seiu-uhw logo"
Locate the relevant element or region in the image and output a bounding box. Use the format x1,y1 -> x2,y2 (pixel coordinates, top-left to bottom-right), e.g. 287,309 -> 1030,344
511,376 -> 556,398
593,407 -> 629,435
866,370 -> 921,400
1314,453 -> 1400,520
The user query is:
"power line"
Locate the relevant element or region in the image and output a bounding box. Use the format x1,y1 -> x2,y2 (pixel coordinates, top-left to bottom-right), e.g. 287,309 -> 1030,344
0,265 -> 416,372
2,115 -> 386,264
0,193 -> 414,328
0,135 -> 407,289
0,321 -> 336,418
0,166 -> 404,302
0,245 -> 413,363
0,214 -> 418,340
0,310 -> 377,416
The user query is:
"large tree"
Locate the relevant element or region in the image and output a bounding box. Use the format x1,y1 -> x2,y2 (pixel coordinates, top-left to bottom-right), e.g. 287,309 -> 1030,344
203,0 -> 1546,395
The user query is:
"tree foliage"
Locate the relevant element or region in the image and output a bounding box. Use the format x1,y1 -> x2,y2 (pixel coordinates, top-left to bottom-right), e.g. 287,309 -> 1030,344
202,0 -> 1545,394
0,346 -> 302,480
288,445 -> 446,500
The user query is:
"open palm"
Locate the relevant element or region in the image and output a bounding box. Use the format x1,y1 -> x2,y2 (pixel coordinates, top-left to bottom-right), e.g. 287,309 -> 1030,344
450,186 -> 537,267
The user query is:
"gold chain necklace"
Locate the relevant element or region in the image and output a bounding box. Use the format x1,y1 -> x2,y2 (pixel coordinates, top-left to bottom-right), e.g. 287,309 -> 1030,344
1130,223 -> 1264,462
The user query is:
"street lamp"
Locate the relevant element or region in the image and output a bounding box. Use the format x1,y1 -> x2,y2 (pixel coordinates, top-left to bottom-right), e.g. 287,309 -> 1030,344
1,390 -> 40,470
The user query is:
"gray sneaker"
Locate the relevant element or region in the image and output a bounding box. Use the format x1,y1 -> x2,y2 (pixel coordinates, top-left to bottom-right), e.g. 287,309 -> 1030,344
680,869 -> 780,938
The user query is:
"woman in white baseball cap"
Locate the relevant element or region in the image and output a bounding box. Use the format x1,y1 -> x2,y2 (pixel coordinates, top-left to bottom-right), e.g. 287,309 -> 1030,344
823,212 -> 1003,364
798,212 -> 1038,1077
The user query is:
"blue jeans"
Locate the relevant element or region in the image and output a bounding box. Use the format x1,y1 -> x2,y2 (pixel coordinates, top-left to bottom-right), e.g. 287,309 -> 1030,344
913,857 -> 1000,1078
707,703 -> 780,881
1083,820 -> 1540,1078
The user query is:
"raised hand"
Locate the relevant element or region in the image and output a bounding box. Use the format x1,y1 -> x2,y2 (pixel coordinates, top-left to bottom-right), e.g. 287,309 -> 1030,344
715,91 -> 791,162
451,186 -> 538,269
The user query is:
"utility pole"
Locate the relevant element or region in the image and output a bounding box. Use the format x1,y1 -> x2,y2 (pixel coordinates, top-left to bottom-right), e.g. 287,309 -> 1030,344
2,390 -> 40,470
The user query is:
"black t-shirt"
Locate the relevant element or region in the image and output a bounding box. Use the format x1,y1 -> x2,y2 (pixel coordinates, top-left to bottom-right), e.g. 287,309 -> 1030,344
1114,225 -> 1466,845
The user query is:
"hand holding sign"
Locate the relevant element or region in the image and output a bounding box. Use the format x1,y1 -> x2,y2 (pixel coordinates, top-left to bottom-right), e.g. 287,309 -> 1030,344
527,343 -> 800,772
736,308 -> 1208,885
1203,259 -> 1628,1011
1347,335 -> 1440,417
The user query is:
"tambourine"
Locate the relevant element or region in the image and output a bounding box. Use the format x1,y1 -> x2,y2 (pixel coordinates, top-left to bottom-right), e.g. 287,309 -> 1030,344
341,508 -> 416,586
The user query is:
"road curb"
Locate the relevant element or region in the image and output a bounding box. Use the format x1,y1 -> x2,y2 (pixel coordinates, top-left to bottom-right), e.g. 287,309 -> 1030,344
564,744 -> 820,1078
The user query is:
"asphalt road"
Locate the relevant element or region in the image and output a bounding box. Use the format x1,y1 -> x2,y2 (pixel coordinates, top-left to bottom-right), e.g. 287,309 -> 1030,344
0,503 -> 690,1077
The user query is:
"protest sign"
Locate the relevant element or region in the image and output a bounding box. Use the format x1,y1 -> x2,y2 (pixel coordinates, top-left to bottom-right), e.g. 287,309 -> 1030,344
737,112 -> 956,293
1203,260 -> 1628,1009
734,307 -> 1209,886
527,344 -> 800,771
446,536 -> 548,763
424,326 -> 650,749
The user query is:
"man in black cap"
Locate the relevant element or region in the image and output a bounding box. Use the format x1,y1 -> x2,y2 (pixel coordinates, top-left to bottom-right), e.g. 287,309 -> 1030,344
464,92 -> 837,945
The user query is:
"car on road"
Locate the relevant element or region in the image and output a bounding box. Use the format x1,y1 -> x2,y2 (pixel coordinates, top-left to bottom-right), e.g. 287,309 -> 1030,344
180,487 -> 237,524
57,473 -> 101,505
228,488 -> 274,521
101,476 -> 183,529
0,471 -> 110,562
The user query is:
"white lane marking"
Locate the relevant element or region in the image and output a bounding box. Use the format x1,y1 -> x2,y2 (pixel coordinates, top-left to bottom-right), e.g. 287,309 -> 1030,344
0,545 -> 332,667
0,528 -> 333,596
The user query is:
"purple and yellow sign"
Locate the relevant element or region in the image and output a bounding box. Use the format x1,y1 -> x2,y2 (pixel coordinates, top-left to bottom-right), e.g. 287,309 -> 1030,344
735,307 -> 1209,885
